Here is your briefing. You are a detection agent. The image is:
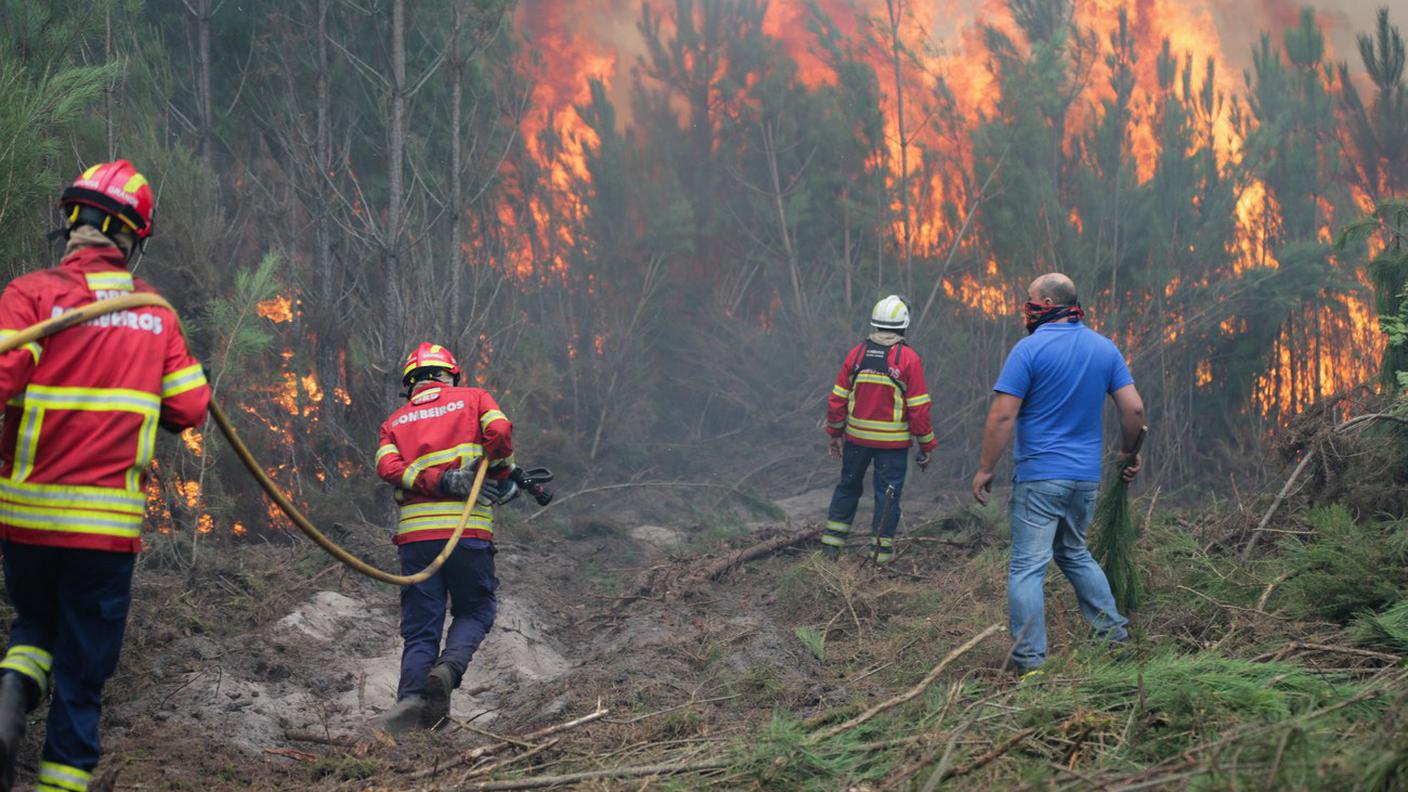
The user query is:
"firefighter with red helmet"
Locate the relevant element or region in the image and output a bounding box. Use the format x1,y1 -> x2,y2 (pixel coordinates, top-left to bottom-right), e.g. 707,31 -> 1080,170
372,343 -> 514,733
0,161 -> 210,791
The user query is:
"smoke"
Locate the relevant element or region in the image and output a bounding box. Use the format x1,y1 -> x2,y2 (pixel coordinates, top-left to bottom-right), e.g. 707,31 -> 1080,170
1211,0 -> 1386,78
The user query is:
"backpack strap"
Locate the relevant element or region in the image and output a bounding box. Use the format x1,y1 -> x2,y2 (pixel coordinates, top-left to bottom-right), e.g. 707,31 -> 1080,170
849,339 -> 908,392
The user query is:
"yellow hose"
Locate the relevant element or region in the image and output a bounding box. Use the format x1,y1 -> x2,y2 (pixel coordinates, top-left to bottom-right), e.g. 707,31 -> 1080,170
0,292 -> 484,585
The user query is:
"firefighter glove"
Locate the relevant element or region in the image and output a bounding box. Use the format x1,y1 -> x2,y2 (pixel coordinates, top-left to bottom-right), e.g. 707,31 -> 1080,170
915,451 -> 931,470
439,468 -> 475,500
478,478 -> 519,507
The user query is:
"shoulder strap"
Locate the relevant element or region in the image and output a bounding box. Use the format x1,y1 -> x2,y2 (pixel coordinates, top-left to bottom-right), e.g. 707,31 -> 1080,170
888,341 -> 908,392
850,339 -> 909,392
848,341 -> 868,382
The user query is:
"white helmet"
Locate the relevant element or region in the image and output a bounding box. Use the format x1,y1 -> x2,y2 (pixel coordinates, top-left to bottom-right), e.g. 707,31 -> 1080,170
870,294 -> 911,330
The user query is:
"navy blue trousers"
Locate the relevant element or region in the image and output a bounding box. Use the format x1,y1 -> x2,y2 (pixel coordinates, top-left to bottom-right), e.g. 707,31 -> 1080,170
397,539 -> 497,701
823,443 -> 909,559
1,540 -> 134,772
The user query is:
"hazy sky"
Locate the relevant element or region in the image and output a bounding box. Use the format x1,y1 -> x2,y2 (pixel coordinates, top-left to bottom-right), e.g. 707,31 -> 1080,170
1215,0 -> 1390,77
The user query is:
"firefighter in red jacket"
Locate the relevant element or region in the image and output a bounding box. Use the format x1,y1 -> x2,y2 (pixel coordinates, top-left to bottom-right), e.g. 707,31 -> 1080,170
373,343 -> 514,733
0,161 -> 211,792
823,295 -> 937,563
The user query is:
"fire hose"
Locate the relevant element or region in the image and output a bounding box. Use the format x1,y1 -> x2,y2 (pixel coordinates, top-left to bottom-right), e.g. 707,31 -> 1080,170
0,292 -> 487,586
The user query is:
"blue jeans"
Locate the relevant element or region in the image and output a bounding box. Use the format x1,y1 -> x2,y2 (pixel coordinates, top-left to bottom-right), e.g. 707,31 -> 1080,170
397,539 -> 498,700
824,442 -> 908,561
1008,480 -> 1127,671
1,541 -> 135,773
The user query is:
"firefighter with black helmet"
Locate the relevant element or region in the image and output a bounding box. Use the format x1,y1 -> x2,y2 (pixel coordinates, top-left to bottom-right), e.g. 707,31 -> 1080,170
0,161 -> 211,791
372,343 -> 515,733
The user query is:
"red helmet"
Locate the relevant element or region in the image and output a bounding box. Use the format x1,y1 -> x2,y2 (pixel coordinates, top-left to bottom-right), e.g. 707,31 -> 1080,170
60,160 -> 155,240
401,342 -> 460,386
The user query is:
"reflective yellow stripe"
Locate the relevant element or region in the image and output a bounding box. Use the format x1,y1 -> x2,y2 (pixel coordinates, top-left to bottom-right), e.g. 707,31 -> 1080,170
904,394 -> 931,408
0,331 -> 41,365
375,444 -> 399,463
831,385 -> 850,398
398,500 -> 487,518
846,415 -> 906,432
0,500 -> 143,538
38,761 -> 92,792
84,271 -> 134,292
480,409 -> 508,429
400,443 -> 483,490
128,413 -> 158,491
0,480 -> 144,514
0,644 -> 53,697
396,500 -> 493,536
161,364 -> 207,398
844,426 -> 910,443
24,385 -> 160,416
5,645 -> 52,672
0,659 -> 49,697
851,371 -> 906,421
915,432 -> 936,445
853,372 -> 899,387
13,404 -> 44,482
826,420 -> 846,430
14,386 -> 162,483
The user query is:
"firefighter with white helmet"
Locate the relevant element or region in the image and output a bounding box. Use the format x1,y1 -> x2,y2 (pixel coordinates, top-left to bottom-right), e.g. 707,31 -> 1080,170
822,295 -> 937,563
372,343 -> 515,732
0,161 -> 211,791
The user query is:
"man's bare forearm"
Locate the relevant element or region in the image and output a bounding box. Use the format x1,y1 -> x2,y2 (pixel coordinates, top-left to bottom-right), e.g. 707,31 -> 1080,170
978,409 -> 1015,473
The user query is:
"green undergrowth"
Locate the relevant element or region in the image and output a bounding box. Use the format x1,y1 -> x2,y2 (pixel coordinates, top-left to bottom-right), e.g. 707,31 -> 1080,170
1353,600 -> 1408,653
707,494 -> 1408,790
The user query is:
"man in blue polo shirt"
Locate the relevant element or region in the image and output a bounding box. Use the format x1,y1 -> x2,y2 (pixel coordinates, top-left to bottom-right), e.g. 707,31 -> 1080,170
972,273 -> 1146,674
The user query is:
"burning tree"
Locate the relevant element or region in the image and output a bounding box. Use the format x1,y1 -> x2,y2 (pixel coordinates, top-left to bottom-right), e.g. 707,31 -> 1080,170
0,0 -> 1402,536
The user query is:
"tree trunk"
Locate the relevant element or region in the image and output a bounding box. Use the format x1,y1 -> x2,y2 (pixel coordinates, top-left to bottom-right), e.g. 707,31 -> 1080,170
762,121 -> 806,318
886,0 -> 912,296
313,0 -> 340,423
104,6 -> 115,159
195,0 -> 213,171
385,0 -> 408,359
449,7 -> 465,337
842,186 -> 853,312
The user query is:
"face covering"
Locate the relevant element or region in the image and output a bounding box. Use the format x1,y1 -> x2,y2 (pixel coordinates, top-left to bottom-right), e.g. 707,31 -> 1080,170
1022,301 -> 1085,334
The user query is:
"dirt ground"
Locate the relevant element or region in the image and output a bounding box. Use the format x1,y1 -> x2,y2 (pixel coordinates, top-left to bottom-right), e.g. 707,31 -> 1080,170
2,466 -> 1011,791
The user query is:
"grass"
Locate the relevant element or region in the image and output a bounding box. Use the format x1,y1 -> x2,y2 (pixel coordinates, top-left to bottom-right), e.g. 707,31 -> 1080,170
647,491 -> 1408,791
794,626 -> 826,661
1276,505 -> 1405,622
1353,599 -> 1408,653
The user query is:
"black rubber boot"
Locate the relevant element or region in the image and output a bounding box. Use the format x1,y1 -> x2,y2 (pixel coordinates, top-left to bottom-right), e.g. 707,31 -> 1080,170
0,673 -> 32,792
373,694 -> 426,736
821,545 -> 841,561
421,663 -> 457,730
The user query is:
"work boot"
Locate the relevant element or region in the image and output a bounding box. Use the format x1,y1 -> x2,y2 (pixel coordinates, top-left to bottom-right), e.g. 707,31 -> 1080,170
372,695 -> 426,736
421,663 -> 457,730
0,674 -> 32,792
821,545 -> 841,561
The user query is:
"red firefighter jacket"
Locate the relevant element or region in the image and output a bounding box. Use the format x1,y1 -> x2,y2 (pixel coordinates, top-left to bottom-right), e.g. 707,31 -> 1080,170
0,246 -> 211,553
376,384 -> 513,545
826,339 -> 938,452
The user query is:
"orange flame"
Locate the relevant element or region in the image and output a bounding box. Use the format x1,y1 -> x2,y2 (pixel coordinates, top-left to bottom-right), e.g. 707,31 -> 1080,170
257,295 -> 294,323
